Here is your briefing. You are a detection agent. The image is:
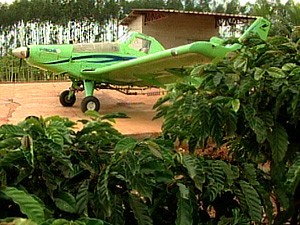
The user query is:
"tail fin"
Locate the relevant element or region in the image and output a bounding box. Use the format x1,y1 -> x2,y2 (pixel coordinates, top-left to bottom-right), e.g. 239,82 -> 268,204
238,17 -> 271,42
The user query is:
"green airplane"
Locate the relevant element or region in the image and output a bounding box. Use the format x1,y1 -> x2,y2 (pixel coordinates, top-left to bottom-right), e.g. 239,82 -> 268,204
12,17 -> 270,113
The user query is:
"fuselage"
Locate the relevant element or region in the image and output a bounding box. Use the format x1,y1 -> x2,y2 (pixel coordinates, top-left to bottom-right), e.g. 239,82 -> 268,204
23,32 -> 166,84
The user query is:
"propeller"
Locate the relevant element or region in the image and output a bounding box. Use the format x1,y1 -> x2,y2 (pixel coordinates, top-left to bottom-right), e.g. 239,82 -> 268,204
12,21 -> 28,71
12,47 -> 28,59
12,46 -> 28,75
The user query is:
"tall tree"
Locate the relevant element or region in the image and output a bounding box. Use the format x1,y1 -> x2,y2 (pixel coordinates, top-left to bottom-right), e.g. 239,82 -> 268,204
195,0 -> 211,12
225,0 -> 244,14
249,0 -> 293,36
183,0 -> 195,10
165,0 -> 184,9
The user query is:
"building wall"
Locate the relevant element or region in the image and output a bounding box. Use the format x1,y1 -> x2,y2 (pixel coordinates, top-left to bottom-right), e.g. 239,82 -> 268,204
138,14 -> 219,49
127,15 -> 143,33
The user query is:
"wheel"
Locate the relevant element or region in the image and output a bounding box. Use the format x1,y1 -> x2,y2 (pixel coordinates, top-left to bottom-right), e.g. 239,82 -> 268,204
59,90 -> 76,107
81,96 -> 100,112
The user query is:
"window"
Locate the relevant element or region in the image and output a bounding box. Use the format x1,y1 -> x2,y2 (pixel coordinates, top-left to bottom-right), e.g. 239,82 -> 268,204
129,37 -> 151,53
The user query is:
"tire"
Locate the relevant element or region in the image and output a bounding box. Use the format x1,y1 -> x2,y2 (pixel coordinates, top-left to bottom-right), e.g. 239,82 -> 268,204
81,96 -> 100,112
59,90 -> 76,107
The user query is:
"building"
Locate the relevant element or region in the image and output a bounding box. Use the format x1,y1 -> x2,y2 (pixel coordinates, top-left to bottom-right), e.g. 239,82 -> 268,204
120,9 -> 257,49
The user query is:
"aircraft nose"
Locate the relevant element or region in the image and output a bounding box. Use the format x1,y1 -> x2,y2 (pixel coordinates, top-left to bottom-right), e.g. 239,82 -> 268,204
12,47 -> 29,59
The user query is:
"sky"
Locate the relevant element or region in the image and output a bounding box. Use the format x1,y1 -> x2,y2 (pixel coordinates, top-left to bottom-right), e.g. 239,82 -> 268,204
0,0 -> 12,3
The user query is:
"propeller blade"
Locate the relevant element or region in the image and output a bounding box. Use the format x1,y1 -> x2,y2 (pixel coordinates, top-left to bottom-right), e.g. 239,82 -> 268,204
12,47 -> 28,59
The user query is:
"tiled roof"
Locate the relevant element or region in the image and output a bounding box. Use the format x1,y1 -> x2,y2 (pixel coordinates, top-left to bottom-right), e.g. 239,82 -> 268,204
121,8 -> 257,26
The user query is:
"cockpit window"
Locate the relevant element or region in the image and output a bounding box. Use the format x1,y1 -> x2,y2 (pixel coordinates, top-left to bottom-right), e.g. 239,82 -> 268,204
73,42 -> 119,53
129,37 -> 151,53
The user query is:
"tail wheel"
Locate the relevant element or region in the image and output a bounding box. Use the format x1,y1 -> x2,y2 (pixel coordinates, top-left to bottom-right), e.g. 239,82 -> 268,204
59,90 -> 76,107
81,96 -> 100,112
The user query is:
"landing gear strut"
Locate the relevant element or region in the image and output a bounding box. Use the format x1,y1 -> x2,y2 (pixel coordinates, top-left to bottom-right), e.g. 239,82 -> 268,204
80,80 -> 101,113
59,79 -> 101,113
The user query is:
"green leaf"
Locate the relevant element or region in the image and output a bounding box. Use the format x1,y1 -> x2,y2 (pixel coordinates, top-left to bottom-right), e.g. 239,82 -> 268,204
243,104 -> 255,121
0,137 -> 21,149
45,126 -> 64,147
239,180 -> 262,222
231,99 -> 240,113
204,160 -> 226,201
267,123 -> 288,163
40,164 -> 59,192
109,194 -> 125,225
131,175 -> 153,200
189,76 -> 204,88
85,110 -> 101,118
213,72 -> 223,86
96,169 -> 112,218
182,155 -> 205,191
45,219 -> 72,225
22,116 -> 45,135
233,56 -> 248,73
267,67 -> 286,78
0,124 -> 26,136
152,94 -> 171,110
249,117 -> 267,143
190,65 -> 205,76
175,183 -> 193,225
76,180 -> 89,215
54,191 -> 76,213
254,67 -> 265,80
285,155 -> 300,195
143,140 -> 163,159
224,73 -> 239,90
274,187 -> 290,210
243,163 -> 260,186
217,160 -> 236,186
0,186 -> 45,223
7,218 -> 37,225
209,103 -> 224,144
0,149 -> 24,167
129,194 -> 153,225
282,63 -> 297,72
290,67 -> 300,76
77,217 -> 111,225
114,137 -> 137,153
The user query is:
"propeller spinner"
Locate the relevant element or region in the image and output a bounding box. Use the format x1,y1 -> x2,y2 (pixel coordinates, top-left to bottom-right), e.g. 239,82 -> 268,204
12,47 -> 29,59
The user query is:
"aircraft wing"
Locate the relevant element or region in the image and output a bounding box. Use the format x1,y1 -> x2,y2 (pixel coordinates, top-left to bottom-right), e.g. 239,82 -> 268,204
80,41 -> 241,87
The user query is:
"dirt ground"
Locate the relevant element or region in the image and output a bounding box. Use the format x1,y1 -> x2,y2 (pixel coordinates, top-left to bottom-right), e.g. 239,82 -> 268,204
0,82 -> 163,137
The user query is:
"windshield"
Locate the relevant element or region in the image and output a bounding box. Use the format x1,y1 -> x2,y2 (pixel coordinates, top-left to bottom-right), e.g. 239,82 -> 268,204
118,32 -> 131,43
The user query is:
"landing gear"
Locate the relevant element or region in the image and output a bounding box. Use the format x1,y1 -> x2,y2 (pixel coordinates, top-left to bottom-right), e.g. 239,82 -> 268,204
81,96 -> 100,112
59,79 -> 101,113
59,90 -> 76,107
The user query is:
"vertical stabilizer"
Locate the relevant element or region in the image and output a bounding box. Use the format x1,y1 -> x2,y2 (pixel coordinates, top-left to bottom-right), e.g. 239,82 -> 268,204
238,17 -> 271,42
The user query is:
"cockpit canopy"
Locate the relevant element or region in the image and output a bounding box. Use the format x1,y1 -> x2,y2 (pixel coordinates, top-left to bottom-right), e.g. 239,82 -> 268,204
73,42 -> 120,53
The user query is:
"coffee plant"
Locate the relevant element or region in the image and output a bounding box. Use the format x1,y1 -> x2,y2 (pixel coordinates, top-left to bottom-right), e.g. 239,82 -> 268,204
0,35 -> 300,225
0,114 -> 272,225
154,34 -> 300,224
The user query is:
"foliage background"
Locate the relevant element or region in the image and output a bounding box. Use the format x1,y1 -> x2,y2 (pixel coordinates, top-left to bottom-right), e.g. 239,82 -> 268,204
1,1 -> 300,224
1,34 -> 300,224
2,0 -> 300,82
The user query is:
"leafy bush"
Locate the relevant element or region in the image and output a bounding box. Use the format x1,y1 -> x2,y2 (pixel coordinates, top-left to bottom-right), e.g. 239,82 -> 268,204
154,35 -> 300,224
1,35 -> 300,225
0,114 -> 271,225
0,115 -> 120,225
